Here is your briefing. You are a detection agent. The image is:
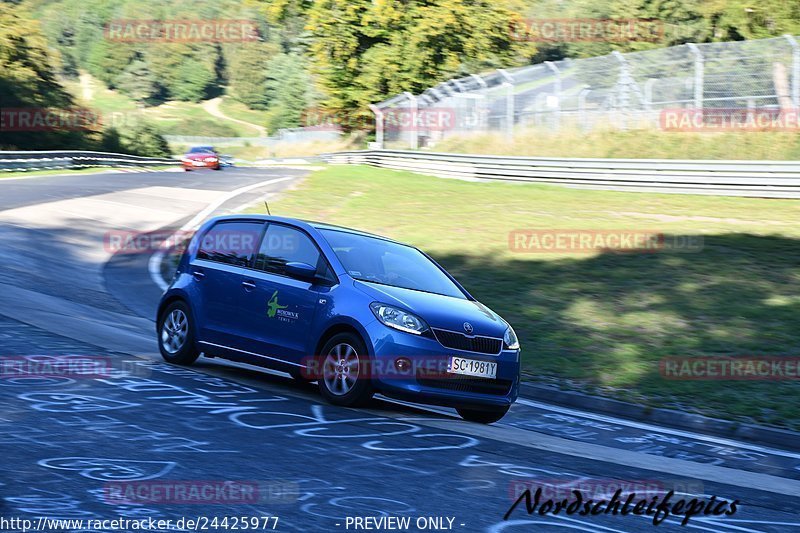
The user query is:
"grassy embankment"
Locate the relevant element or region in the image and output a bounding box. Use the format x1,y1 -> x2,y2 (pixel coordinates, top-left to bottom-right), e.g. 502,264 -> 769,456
248,164 -> 800,430
433,127 -> 800,160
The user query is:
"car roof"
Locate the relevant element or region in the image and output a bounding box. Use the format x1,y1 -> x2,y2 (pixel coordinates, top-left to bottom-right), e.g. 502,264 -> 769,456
207,215 -> 402,244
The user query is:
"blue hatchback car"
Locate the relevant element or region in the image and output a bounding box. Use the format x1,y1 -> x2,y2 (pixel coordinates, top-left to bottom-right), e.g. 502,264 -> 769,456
157,215 -> 520,423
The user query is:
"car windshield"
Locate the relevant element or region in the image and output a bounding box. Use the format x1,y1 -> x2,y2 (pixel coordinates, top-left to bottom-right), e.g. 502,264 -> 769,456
189,146 -> 215,153
319,229 -> 466,299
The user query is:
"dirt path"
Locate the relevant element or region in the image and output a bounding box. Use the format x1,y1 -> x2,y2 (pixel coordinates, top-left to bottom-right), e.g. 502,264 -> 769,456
201,97 -> 267,137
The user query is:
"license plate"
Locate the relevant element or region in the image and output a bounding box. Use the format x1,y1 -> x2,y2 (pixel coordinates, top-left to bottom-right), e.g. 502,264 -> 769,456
448,357 -> 497,379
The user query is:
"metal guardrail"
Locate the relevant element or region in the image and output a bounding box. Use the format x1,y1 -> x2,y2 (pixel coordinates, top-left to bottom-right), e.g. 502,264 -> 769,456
323,150 -> 800,198
0,150 -> 180,173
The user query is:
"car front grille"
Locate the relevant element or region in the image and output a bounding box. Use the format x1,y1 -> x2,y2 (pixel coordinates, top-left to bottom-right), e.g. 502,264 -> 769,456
416,371 -> 513,396
432,328 -> 502,354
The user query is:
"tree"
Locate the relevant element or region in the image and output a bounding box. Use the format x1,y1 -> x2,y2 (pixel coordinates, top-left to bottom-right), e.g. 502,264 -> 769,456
0,3 -> 72,108
169,56 -> 216,102
226,42 -> 278,109
0,2 -> 86,149
116,58 -> 160,105
307,0 -> 534,129
264,52 -> 314,132
123,122 -> 171,157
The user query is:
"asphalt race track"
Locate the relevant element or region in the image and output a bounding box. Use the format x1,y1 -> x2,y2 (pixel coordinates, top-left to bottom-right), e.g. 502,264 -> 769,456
1,167 -> 800,532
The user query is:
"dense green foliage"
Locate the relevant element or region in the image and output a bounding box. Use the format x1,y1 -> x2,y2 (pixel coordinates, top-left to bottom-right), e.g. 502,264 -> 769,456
4,0 -> 800,147
0,3 -> 170,153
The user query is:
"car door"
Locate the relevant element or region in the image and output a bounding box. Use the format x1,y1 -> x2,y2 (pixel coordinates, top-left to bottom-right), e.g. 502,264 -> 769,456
189,220 -> 264,348
238,223 -> 328,364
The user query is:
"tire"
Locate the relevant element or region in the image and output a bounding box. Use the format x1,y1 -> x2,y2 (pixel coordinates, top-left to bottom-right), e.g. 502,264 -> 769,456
158,301 -> 200,365
456,405 -> 510,424
317,332 -> 373,407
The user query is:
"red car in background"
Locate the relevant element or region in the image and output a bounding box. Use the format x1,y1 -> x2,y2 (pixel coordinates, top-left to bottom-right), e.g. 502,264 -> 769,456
182,146 -> 222,171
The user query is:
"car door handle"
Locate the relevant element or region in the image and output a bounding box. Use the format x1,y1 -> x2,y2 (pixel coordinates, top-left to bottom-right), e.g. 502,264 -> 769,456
241,280 -> 256,291
192,270 -> 205,280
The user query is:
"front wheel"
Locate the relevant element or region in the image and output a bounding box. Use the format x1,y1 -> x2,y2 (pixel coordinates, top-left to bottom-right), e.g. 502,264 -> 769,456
317,333 -> 373,407
457,405 -> 510,424
158,301 -> 200,365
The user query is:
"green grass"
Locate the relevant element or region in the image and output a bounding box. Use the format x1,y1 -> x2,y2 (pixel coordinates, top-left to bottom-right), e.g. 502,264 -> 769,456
217,97 -> 270,129
143,102 -> 246,137
253,164 -> 800,430
434,128 -> 800,160
63,74 -> 257,138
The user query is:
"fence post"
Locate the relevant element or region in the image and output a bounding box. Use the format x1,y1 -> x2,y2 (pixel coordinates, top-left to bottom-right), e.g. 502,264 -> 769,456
612,51 -> 634,129
545,61 -> 561,131
687,43 -> 704,112
470,74 -> 490,132
369,104 -> 384,149
497,69 -> 515,140
448,79 -> 466,139
644,79 -> 655,111
403,91 -> 418,150
534,93 -> 545,127
784,35 -> 800,107
644,78 -> 657,128
578,87 -> 591,131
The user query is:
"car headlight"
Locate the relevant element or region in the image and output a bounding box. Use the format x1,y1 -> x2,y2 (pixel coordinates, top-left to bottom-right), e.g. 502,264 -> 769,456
503,325 -> 520,350
370,303 -> 429,335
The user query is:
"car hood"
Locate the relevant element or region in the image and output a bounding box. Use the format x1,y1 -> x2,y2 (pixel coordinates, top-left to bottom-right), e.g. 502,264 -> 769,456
184,153 -> 216,159
353,280 -> 508,338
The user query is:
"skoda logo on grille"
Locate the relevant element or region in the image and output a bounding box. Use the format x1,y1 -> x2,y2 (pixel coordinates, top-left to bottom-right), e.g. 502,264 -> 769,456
463,322 -> 474,334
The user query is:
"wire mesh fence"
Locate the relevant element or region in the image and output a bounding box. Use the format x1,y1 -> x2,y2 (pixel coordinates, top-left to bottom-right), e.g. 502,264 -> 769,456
373,35 -> 800,149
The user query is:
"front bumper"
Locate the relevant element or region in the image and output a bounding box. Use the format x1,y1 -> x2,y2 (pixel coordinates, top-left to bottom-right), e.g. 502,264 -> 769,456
364,320 -> 520,409
182,160 -> 220,169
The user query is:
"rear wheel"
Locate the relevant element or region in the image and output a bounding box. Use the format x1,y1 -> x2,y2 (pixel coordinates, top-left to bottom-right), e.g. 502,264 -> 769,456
317,333 -> 373,407
158,301 -> 199,365
456,405 -> 510,424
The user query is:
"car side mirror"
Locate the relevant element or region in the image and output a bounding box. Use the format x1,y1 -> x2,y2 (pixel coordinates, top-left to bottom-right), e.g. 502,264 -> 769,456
285,261 -> 318,282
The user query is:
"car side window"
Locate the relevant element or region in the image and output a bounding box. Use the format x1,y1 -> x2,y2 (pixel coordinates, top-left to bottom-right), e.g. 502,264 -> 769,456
254,224 -> 321,276
196,221 -> 263,267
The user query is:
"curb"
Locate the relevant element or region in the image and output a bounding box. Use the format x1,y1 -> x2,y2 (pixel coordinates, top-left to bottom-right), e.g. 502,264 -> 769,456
520,382 -> 800,451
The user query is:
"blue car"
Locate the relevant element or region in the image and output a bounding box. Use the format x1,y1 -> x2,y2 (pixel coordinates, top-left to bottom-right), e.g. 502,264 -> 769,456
156,215 -> 520,423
